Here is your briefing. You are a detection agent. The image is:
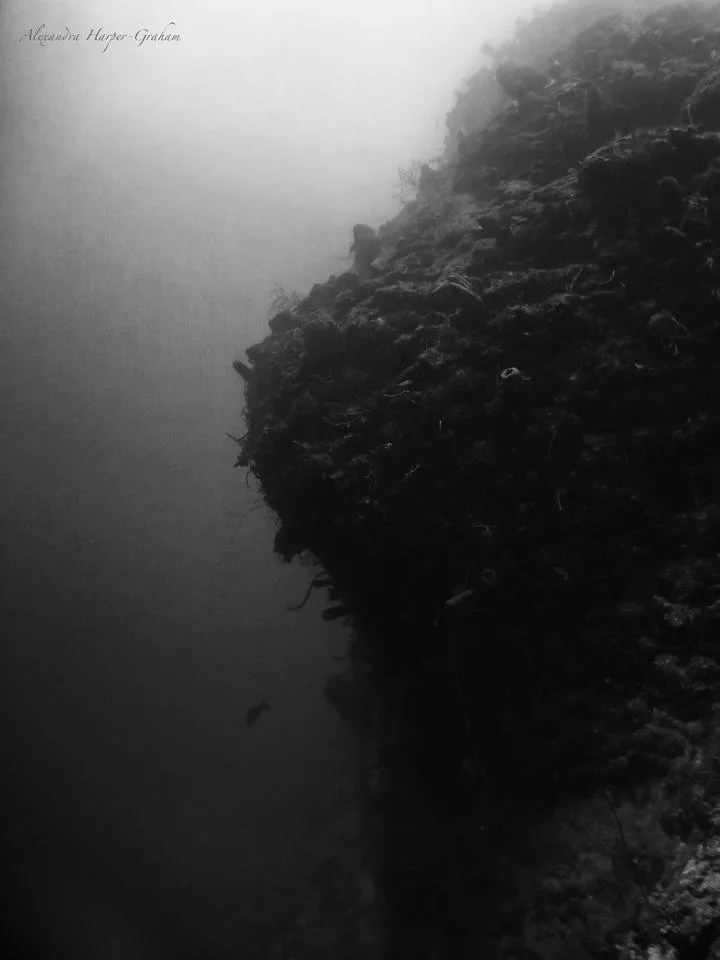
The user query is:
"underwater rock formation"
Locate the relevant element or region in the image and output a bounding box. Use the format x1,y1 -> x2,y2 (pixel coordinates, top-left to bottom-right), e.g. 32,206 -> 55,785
234,1 -> 720,957
349,223 -> 383,281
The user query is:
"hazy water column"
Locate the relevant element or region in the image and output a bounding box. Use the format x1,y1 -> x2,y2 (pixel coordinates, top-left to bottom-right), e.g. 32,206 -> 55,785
0,0 -> 544,951
0,11 -> 353,959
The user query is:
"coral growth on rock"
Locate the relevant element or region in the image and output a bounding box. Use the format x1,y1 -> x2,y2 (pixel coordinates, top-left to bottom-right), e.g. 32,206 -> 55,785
234,1 -> 720,956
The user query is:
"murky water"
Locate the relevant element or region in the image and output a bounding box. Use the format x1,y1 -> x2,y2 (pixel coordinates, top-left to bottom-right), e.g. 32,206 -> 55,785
0,218 -> 360,957
0,0 -> 529,950
0,27 -> 361,960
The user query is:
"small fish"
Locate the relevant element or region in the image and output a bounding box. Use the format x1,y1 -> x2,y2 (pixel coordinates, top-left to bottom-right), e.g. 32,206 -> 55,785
245,699 -> 269,726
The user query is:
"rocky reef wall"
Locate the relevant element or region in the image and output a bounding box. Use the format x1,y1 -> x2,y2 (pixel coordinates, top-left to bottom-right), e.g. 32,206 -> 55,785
234,2 -> 720,957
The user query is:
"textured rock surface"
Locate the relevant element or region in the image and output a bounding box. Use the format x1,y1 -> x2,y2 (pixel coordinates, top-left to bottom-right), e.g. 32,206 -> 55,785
234,1 -> 720,956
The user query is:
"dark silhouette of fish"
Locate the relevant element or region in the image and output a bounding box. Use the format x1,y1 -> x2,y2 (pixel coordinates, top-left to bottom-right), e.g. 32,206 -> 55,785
245,699 -> 269,726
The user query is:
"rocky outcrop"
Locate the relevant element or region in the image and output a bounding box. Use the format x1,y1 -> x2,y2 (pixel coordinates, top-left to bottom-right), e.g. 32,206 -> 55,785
234,1 -> 720,957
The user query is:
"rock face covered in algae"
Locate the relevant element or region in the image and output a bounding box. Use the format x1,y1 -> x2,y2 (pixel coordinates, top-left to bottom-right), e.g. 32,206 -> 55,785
235,1 -> 720,957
